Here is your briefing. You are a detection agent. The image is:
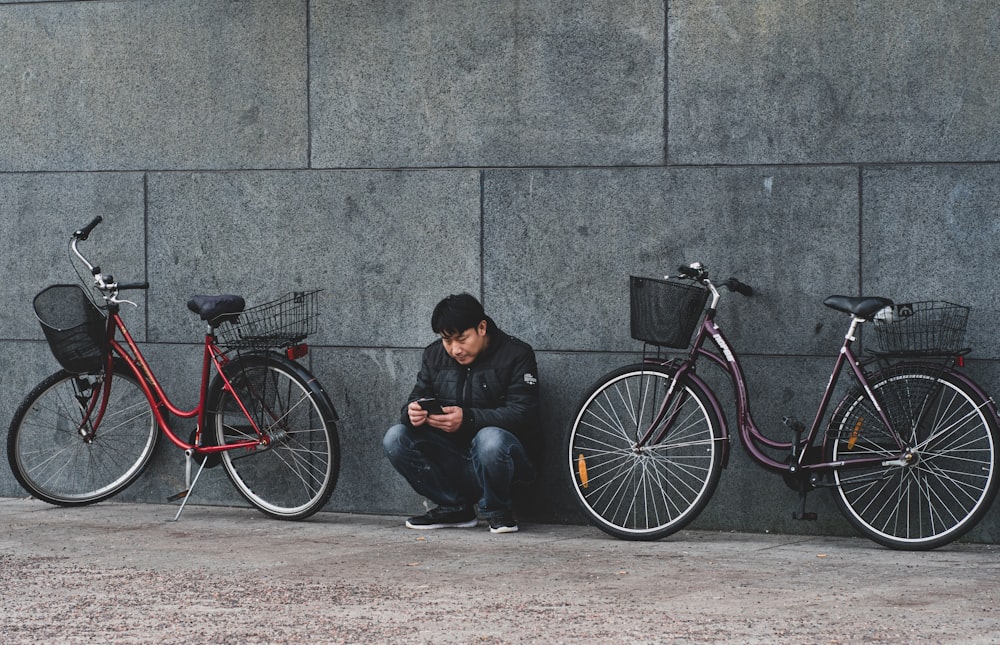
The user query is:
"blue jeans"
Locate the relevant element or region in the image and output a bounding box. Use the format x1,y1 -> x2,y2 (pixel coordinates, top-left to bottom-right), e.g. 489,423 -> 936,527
382,424 -> 535,521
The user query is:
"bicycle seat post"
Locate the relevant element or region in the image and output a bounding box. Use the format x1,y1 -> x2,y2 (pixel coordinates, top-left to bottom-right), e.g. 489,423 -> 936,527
782,416 -> 805,461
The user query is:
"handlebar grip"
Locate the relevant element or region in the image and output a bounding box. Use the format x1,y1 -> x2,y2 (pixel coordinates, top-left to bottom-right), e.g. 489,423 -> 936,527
117,282 -> 150,291
73,216 -> 103,241
724,278 -> 754,297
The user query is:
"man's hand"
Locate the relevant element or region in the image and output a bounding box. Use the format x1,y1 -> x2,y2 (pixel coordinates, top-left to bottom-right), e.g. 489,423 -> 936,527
426,405 -> 463,433
407,401 -> 429,427
408,402 -> 463,433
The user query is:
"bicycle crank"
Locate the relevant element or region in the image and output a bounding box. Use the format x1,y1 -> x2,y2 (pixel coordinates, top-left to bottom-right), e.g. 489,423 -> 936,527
781,445 -> 823,491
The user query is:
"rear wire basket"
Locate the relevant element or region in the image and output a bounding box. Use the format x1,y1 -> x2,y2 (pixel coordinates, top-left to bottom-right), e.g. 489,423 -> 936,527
629,276 -> 709,349
871,301 -> 970,356
34,284 -> 108,373
217,290 -> 320,350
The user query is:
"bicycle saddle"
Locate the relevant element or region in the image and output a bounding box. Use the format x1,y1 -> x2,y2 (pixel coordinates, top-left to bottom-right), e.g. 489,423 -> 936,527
823,295 -> 893,320
187,294 -> 246,326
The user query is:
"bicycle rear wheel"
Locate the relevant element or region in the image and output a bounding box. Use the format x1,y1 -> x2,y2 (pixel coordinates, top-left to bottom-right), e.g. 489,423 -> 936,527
7,360 -> 158,506
567,364 -> 725,540
826,368 -> 999,550
208,352 -> 340,520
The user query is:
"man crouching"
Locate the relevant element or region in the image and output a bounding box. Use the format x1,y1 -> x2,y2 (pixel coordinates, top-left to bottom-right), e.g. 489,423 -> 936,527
383,293 -> 539,534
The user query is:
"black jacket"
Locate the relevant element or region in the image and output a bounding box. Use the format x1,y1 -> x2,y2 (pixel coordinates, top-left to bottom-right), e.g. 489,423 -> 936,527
401,323 -> 540,460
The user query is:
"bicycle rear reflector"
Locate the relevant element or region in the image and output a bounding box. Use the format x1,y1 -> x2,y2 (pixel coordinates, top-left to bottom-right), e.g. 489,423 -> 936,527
847,418 -> 863,451
286,344 -> 309,360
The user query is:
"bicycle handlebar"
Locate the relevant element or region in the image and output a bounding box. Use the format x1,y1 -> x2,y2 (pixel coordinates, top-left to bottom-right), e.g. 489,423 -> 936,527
69,217 -> 149,301
117,281 -> 151,291
721,277 -> 754,297
73,216 -> 103,241
677,263 -> 754,297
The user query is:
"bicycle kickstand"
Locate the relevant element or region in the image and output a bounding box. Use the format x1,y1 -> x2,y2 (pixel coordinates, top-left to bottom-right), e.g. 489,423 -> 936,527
167,448 -> 209,522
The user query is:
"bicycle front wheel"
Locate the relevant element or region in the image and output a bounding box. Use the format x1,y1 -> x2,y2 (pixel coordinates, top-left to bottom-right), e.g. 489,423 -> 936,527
7,360 -> 158,506
826,369 -> 999,550
567,364 -> 725,540
208,352 -> 340,520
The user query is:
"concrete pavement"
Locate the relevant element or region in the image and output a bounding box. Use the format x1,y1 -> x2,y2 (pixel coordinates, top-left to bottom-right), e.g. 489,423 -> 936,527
1,496 -> 998,643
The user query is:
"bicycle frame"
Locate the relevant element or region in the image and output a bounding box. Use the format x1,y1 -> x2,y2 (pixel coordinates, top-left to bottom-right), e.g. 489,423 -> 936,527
636,294 -> 974,479
82,301 -> 268,458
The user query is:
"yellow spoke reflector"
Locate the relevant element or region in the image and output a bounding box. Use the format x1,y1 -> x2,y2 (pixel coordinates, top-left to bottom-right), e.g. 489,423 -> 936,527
577,453 -> 589,488
847,417 -> 864,450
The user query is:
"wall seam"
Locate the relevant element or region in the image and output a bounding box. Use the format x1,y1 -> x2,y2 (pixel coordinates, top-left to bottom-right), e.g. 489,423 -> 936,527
857,165 -> 864,295
143,172 -> 150,340
663,0 -> 669,165
479,169 -> 486,306
305,0 -> 313,169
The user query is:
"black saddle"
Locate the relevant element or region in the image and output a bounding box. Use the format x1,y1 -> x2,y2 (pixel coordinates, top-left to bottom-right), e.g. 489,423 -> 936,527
186,294 -> 246,327
823,295 -> 893,320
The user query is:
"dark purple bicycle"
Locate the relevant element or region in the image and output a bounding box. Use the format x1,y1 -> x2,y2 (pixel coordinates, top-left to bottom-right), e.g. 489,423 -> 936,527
568,262 -> 999,550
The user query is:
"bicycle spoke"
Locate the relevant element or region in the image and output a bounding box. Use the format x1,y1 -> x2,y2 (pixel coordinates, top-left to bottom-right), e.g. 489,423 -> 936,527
8,364 -> 158,506
569,366 -> 723,540
829,370 -> 998,549
211,354 -> 339,520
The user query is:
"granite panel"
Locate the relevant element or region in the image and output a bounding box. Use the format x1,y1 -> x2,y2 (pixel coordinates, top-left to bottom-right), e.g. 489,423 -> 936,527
0,172 -> 146,340
311,0 -> 664,167
0,0 -> 307,171
146,170 -> 480,348
669,1 -> 1000,164
862,165 -> 1000,359
483,166 -> 859,354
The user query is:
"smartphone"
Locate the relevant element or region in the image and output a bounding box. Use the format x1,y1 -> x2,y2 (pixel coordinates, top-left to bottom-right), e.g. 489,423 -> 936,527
417,397 -> 445,415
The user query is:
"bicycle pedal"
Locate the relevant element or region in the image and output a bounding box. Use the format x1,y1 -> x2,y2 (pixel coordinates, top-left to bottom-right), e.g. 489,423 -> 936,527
166,489 -> 189,502
792,511 -> 818,521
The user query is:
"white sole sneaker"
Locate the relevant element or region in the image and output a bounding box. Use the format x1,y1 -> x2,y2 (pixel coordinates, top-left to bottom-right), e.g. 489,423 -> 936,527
405,518 -> 479,530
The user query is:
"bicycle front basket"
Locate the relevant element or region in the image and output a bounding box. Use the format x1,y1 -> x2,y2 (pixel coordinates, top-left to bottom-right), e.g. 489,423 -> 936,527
33,284 -> 108,373
629,276 -> 709,349
217,289 -> 320,349
871,301 -> 970,356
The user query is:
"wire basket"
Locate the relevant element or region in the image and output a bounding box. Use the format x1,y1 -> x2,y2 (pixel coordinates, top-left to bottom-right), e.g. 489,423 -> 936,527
217,290 -> 320,349
33,284 -> 108,373
629,276 -> 709,349
871,301 -> 970,355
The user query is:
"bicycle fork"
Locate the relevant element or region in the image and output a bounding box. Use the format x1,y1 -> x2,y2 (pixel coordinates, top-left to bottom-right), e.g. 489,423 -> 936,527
634,364 -> 690,450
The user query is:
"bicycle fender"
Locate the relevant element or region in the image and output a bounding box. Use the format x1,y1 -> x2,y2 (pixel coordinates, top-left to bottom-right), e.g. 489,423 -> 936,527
214,350 -> 340,422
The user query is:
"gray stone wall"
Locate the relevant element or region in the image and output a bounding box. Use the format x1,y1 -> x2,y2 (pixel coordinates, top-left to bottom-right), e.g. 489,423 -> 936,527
2,0 -> 999,542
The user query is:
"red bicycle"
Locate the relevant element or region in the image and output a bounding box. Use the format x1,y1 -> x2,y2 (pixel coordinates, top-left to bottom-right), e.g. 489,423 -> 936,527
7,217 -> 340,520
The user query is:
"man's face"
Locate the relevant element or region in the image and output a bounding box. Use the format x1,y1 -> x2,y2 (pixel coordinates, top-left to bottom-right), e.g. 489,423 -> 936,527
441,320 -> 489,366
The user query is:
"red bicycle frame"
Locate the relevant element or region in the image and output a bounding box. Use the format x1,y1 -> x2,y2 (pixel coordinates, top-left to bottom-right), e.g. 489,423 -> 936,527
81,301 -> 268,458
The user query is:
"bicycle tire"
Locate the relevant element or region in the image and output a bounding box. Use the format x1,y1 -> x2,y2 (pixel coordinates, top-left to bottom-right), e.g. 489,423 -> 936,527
825,368 -> 999,550
207,352 -> 340,520
567,364 -> 725,540
7,359 -> 158,506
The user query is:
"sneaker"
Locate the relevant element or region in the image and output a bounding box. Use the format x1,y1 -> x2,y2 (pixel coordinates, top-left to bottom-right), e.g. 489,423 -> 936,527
488,511 -> 518,534
405,506 -> 478,530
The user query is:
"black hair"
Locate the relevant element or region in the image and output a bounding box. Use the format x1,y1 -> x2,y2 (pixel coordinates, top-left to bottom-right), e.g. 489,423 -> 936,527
431,293 -> 490,336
